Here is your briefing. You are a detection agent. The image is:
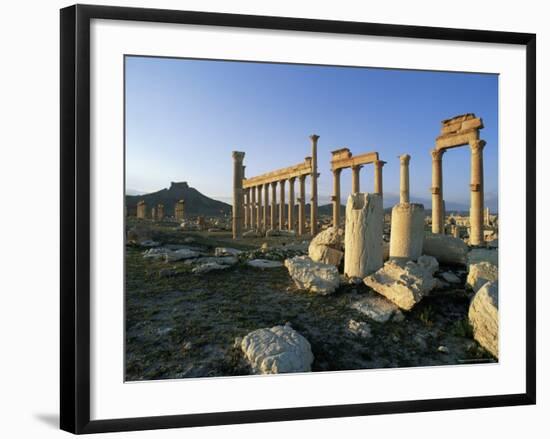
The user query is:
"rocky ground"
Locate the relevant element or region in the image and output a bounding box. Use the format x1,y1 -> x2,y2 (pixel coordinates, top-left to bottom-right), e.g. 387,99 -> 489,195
125,220 -> 495,381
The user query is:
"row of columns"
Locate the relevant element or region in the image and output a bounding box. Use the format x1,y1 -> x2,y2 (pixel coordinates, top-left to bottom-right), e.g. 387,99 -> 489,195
233,135 -> 320,240
332,160 -> 385,227
243,175 -> 311,234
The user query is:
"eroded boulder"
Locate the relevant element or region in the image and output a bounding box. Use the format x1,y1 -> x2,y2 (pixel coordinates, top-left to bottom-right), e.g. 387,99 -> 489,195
284,256 -> 340,295
467,262 -> 498,292
308,227 -> 344,266
468,281 -> 498,358
423,233 -> 469,265
364,259 -> 437,310
240,324 -> 314,374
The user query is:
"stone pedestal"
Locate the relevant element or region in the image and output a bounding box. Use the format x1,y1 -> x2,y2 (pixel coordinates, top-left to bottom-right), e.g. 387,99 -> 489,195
344,193 -> 384,278
389,203 -> 425,262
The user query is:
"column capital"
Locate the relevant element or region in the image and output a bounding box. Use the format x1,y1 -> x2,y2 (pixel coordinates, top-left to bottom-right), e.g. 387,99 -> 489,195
399,154 -> 411,165
232,151 -> 245,161
270,181 -> 278,188
332,168 -> 342,176
470,139 -> 486,154
374,160 -> 387,168
431,148 -> 445,161
288,176 -> 296,183
309,134 -> 320,143
299,174 -> 307,182
351,164 -> 363,171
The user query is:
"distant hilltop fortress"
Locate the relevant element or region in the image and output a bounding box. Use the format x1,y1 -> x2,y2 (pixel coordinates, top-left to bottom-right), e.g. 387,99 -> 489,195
125,181 -> 231,217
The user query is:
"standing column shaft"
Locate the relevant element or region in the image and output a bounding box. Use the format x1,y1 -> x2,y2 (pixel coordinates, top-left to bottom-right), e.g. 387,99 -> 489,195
263,183 -> 269,230
298,175 -> 306,236
310,134 -> 319,236
279,179 -> 286,230
250,186 -> 256,230
374,160 -> 385,197
270,182 -> 277,230
399,154 -> 411,204
288,178 -> 295,231
469,140 -> 485,245
332,168 -> 341,228
256,185 -> 262,232
244,189 -> 250,229
431,149 -> 444,234
351,165 -> 361,194
232,151 -> 245,239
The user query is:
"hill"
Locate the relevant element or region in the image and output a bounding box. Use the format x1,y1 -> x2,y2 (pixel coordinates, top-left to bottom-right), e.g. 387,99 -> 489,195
126,182 -> 231,217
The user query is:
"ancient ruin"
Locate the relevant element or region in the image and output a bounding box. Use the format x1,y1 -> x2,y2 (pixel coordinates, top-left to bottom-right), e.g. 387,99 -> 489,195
136,200 -> 147,219
389,154 -> 425,262
431,114 -> 486,245
330,148 -> 385,227
174,199 -> 185,221
233,135 -> 320,239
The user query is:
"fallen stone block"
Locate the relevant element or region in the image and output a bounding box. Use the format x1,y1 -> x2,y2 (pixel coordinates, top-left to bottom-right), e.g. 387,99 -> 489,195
468,281 -> 498,358
364,259 -> 437,310
467,262 -> 498,292
240,324 -> 314,374
284,256 -> 340,295
308,227 -> 344,266
423,232 -> 469,265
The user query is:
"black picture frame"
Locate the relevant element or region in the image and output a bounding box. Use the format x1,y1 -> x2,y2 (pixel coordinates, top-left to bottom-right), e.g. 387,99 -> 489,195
60,4 -> 536,434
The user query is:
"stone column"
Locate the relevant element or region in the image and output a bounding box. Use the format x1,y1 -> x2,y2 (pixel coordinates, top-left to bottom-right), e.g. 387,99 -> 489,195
469,140 -> 485,245
310,134 -> 319,236
298,175 -> 306,236
332,168 -> 342,228
484,207 -> 490,226
351,165 -> 362,194
399,154 -> 411,204
389,203 -> 425,262
175,200 -> 185,221
270,181 -> 277,230
344,193 -> 384,277
263,183 -> 269,231
279,179 -> 286,230
431,148 -> 444,234
232,151 -> 245,239
137,201 -> 146,219
374,160 -> 385,197
250,186 -> 256,230
256,185 -> 263,232
157,204 -> 164,221
244,188 -> 249,229
288,177 -> 295,231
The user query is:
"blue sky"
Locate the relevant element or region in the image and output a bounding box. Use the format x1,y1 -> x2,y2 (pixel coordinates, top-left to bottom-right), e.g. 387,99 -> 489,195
125,56 -> 498,211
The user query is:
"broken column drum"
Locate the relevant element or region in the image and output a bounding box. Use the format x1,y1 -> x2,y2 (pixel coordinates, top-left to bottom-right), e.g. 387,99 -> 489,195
344,193 -> 384,278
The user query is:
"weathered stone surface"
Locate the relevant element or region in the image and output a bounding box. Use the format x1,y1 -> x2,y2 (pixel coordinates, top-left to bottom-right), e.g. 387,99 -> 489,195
468,281 -> 498,358
389,203 -> 425,262
423,232 -> 469,265
364,260 -> 437,310
247,259 -> 283,269
165,248 -> 200,262
467,248 -> 498,267
308,227 -> 344,266
192,262 -> 230,274
266,229 -> 296,237
347,319 -> 372,338
417,255 -> 439,276
344,193 -> 384,277
240,324 -> 314,374
284,256 -> 340,295
243,230 -> 261,237
215,247 -> 242,257
440,271 -> 461,284
350,292 -> 401,323
187,256 -> 238,266
467,262 -> 498,292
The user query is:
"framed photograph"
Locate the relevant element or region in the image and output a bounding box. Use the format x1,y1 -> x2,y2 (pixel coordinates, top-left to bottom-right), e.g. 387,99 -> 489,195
60,4 -> 536,434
